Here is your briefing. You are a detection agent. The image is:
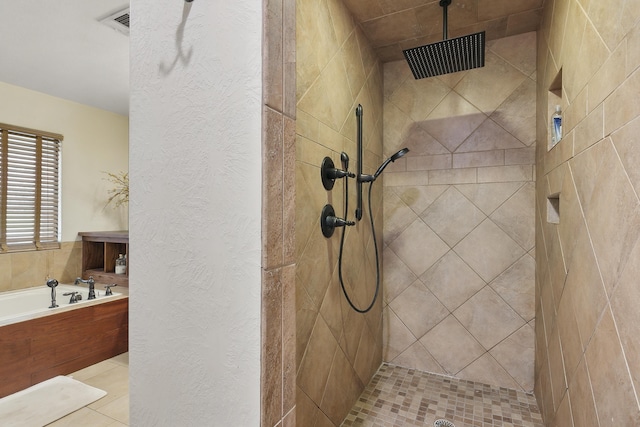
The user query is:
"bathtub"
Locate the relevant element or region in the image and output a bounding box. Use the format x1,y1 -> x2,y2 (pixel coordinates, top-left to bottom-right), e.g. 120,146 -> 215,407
0,284 -> 122,327
0,283 -> 129,398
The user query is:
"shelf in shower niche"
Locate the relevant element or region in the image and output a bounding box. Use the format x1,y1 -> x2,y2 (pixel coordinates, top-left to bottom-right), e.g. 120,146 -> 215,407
547,68 -> 563,151
79,231 -> 129,286
547,194 -> 560,224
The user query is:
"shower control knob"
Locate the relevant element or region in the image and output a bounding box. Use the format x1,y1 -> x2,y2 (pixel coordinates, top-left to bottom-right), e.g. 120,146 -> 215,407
321,157 -> 354,190
320,204 -> 354,238
328,217 -> 355,227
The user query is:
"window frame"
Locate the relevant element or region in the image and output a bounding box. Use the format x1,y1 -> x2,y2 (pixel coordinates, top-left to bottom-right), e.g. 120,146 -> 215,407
0,122 -> 63,252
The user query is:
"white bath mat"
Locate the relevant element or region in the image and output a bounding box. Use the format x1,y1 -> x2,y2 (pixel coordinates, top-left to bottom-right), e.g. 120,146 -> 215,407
0,375 -> 107,426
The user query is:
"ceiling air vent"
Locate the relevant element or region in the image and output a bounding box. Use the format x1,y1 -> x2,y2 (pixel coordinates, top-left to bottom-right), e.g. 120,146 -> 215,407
100,8 -> 130,36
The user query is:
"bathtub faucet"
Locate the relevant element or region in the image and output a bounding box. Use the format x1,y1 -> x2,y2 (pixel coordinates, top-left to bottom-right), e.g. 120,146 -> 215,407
75,276 -> 96,300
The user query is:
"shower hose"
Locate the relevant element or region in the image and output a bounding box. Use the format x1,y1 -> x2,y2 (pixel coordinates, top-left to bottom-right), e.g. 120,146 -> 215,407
337,176 -> 380,313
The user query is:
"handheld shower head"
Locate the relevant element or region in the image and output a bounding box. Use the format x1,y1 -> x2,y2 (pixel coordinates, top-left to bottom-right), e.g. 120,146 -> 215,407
391,147 -> 410,161
374,148 -> 409,178
358,148 -> 410,182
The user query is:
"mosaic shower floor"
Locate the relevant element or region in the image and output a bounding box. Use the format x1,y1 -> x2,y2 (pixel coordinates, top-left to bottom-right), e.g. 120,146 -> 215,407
341,364 -> 543,427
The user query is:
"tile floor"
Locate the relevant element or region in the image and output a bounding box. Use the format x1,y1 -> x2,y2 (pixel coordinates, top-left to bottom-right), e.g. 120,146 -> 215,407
46,356 -> 543,427
49,353 -> 129,426
341,364 -> 543,427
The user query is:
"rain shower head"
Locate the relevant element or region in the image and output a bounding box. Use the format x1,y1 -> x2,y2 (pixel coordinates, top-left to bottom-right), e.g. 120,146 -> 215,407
403,0 -> 485,79
403,32 -> 485,79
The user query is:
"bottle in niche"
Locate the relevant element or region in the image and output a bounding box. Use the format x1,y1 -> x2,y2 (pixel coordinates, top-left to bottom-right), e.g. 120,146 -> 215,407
551,105 -> 562,145
115,253 -> 126,274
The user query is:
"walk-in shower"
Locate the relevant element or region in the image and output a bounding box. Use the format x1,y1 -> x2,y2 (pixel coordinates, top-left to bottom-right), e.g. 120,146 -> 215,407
320,104 -> 408,312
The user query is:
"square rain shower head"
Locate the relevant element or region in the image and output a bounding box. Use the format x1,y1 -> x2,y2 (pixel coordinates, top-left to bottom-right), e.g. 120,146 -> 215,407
403,31 -> 486,79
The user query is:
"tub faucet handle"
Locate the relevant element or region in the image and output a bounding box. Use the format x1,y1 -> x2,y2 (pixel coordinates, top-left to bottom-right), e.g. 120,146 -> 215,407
63,291 -> 79,304
104,284 -> 118,296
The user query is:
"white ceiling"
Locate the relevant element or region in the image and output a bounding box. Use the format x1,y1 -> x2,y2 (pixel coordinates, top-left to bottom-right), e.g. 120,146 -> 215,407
0,1 -> 130,116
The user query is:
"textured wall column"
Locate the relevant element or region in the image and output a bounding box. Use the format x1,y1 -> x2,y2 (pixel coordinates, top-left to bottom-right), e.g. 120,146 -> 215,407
129,1 -> 262,424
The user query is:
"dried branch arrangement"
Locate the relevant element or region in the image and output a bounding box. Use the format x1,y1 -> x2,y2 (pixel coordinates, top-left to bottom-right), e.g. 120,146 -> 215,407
103,171 -> 129,208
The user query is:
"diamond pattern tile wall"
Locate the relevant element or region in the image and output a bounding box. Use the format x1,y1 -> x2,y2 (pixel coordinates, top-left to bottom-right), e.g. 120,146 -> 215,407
382,32 -> 537,393
420,187 -> 485,246
295,0 -> 391,425
388,220 -> 449,276
455,219 -> 526,283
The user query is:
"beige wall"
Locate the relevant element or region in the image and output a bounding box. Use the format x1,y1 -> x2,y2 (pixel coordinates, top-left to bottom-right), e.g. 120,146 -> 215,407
296,0 -> 384,425
0,82 -> 128,291
0,241 -> 82,292
535,0 -> 640,425
382,32 -> 537,392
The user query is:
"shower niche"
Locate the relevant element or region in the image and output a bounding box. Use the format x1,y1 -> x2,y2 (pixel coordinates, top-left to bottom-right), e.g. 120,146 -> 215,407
547,193 -> 560,224
548,69 -> 563,151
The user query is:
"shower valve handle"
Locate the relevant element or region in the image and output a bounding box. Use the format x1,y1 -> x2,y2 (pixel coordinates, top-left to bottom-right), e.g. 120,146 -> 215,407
327,216 -> 355,228
327,168 -> 355,179
321,204 -> 354,238
321,157 -> 354,190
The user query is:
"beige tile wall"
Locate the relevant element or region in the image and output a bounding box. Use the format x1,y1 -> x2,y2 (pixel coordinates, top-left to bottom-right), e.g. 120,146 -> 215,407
261,0 -> 296,426
295,0 -> 384,425
0,242 -> 82,292
382,32 -> 537,392
535,0 -> 640,425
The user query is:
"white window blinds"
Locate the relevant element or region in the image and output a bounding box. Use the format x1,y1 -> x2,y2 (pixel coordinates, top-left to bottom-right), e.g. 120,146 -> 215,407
0,123 -> 62,252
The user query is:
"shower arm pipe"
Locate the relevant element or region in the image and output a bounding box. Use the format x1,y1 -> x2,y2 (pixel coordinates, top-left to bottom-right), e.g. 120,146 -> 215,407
356,104 -> 364,221
441,0 -> 451,40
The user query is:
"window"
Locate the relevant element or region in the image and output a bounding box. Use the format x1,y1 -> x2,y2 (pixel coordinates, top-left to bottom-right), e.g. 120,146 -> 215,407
0,123 -> 62,252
